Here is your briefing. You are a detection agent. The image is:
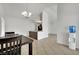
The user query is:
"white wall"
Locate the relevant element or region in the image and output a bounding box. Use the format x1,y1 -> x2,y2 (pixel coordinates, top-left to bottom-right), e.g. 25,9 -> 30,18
0,17 -> 5,37
5,17 -> 35,36
57,4 -> 79,48
0,3 -> 56,36
0,4 -> 4,17
0,4 -> 4,36
44,4 -> 57,34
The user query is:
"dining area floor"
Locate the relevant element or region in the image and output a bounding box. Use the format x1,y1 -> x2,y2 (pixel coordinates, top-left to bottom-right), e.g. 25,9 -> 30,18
21,34 -> 79,55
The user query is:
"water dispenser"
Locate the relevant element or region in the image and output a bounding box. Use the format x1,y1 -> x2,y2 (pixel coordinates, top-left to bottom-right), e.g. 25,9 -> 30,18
68,26 -> 76,50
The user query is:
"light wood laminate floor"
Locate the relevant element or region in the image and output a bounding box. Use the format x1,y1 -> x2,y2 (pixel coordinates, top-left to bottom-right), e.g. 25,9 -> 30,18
22,34 -> 79,55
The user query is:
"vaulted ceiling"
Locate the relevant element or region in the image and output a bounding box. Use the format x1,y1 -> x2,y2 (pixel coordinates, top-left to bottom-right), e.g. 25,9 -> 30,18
0,3 -> 57,23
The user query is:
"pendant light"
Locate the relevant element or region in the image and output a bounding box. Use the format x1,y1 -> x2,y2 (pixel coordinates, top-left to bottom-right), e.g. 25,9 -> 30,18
21,8 -> 32,18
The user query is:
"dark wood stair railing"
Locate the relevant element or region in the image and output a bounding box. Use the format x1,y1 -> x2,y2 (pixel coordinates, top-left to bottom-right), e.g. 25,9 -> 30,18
0,32 -> 33,55
0,35 -> 22,55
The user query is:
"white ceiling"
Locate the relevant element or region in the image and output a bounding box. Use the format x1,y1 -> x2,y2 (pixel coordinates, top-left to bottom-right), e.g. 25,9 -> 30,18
1,3 -> 56,16
0,3 -> 57,23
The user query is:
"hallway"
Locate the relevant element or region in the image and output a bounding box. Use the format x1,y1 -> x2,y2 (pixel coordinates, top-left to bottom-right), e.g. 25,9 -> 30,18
32,34 -> 79,55
21,34 -> 79,55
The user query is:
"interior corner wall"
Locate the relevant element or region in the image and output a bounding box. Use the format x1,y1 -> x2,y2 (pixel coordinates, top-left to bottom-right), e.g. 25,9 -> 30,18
47,4 -> 58,34
57,4 -> 79,48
